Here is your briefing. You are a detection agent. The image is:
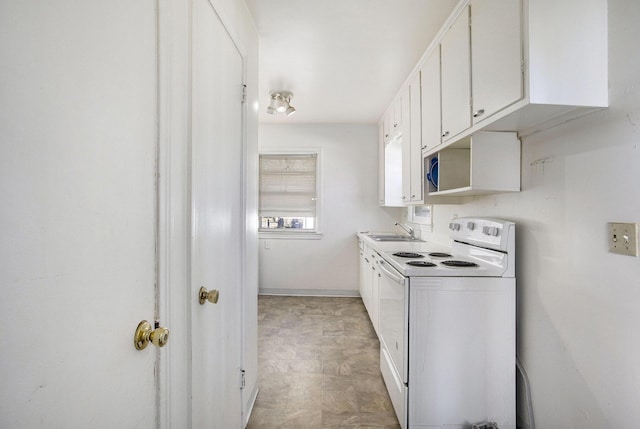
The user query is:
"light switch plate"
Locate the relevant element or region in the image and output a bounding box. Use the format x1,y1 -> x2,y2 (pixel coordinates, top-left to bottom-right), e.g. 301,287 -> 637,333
608,222 -> 639,257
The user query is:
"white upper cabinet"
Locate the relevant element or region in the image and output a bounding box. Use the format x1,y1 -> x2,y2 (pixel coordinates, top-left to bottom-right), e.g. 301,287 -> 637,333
477,0 -> 608,136
420,47 -> 442,154
378,0 -> 607,200
470,0 -> 523,125
440,7 -> 471,143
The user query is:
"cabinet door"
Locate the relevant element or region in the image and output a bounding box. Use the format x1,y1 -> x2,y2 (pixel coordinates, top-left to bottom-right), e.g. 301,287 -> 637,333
401,87 -> 412,203
440,7 -> 471,142
360,248 -> 371,312
383,109 -> 393,142
394,97 -> 403,131
370,262 -> 381,336
420,47 -> 441,153
471,0 -> 523,125
378,122 -> 385,205
409,73 -> 423,202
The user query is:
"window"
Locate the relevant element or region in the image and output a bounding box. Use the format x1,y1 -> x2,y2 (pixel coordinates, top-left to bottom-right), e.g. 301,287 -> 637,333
259,153 -> 319,234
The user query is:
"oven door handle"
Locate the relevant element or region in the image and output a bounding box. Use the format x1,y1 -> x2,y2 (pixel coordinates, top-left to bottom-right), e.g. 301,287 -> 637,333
377,259 -> 405,284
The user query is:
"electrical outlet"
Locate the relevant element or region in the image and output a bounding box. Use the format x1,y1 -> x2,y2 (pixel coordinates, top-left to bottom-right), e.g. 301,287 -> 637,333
608,222 -> 639,257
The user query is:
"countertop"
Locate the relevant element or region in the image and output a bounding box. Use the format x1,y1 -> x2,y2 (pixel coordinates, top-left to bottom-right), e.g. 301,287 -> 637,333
356,232 -> 451,255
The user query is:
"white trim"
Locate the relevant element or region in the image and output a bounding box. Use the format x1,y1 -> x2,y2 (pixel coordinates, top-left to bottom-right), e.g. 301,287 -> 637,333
242,386 -> 259,428
259,288 -> 361,298
259,231 -> 324,240
157,0 -> 192,428
407,205 -> 433,226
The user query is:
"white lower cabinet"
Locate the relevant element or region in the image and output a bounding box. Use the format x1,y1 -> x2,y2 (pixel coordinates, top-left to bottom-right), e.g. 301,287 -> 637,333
425,131 -> 520,196
358,240 -> 380,336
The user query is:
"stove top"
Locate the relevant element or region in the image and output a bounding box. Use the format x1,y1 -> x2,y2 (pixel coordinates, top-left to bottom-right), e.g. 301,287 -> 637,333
370,217 -> 515,278
384,248 -> 508,277
386,218 -> 515,277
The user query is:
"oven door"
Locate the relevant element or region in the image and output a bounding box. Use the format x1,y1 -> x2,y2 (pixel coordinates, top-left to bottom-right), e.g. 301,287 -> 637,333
377,258 -> 408,383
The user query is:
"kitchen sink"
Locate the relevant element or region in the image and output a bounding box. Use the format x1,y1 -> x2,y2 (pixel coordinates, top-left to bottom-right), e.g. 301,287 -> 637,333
367,234 -> 424,242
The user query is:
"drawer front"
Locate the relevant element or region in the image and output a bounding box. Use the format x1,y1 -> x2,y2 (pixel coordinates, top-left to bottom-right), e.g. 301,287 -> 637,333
380,346 -> 407,429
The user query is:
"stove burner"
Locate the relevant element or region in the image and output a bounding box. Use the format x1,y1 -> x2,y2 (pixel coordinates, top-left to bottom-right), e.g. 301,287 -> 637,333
441,260 -> 479,268
429,252 -> 452,258
406,261 -> 437,267
393,252 -> 424,258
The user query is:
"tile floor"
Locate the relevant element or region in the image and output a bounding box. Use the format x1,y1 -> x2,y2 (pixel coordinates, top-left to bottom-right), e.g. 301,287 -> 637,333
246,295 -> 400,429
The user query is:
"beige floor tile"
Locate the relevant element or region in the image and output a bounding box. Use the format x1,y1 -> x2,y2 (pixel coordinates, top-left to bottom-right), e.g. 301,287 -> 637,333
250,296 -> 399,429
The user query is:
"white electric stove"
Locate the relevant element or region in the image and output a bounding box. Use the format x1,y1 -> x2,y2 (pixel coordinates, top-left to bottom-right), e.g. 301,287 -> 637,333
376,218 -> 516,429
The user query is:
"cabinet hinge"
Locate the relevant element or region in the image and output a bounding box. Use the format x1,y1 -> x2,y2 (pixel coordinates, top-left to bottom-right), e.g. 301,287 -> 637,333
240,369 -> 246,389
241,84 -> 247,104
521,60 -> 526,73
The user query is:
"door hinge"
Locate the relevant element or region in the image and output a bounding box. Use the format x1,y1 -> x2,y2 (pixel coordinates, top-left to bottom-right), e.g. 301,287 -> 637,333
240,369 -> 246,389
241,84 -> 247,104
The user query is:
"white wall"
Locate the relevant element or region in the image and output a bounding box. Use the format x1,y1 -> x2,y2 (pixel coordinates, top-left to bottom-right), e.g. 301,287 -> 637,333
414,1 -> 640,427
258,124 -> 402,295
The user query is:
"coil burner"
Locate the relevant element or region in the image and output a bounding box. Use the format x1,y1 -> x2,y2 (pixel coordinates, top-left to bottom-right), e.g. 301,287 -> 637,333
441,260 -> 479,268
428,252 -> 452,258
392,252 -> 424,258
406,261 -> 437,267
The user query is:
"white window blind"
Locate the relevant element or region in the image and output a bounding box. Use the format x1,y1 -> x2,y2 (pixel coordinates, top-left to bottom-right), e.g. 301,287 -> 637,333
259,153 -> 318,218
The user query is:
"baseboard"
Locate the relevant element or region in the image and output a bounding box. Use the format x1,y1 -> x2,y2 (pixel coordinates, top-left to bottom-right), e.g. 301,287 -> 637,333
259,288 -> 361,298
243,386 -> 259,428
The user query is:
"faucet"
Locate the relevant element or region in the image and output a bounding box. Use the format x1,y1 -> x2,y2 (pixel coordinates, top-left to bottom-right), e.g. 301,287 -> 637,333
395,222 -> 415,239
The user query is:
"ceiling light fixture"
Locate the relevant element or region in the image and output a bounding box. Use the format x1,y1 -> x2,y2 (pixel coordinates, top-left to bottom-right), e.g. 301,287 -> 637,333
266,91 -> 296,116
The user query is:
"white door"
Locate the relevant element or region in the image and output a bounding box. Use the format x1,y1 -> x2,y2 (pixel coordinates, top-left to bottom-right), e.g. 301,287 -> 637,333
0,1 -> 159,427
191,0 -> 245,427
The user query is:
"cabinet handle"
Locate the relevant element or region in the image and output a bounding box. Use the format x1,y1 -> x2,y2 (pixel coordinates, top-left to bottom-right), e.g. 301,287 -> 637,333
411,194 -> 416,198
394,123 -> 398,128
473,109 -> 485,118
384,133 -> 389,138
401,196 -> 406,200
442,131 -> 450,138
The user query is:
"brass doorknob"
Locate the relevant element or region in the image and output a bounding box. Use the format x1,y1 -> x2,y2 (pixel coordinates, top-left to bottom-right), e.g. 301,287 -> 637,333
199,286 -> 219,305
134,320 -> 169,350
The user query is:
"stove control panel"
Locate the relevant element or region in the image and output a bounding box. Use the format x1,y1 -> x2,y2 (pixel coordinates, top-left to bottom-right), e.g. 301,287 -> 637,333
449,217 -> 515,251
483,226 -> 500,237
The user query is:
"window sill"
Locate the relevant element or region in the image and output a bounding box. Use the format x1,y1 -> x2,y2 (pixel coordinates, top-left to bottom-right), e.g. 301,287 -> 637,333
259,231 -> 324,240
